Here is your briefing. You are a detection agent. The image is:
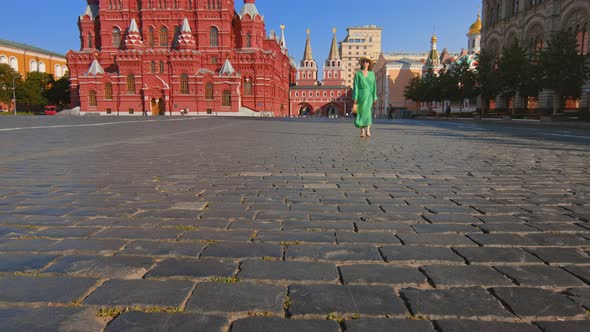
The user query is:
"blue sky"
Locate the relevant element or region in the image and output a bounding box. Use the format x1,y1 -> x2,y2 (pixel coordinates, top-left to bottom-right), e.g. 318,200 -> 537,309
0,0 -> 480,62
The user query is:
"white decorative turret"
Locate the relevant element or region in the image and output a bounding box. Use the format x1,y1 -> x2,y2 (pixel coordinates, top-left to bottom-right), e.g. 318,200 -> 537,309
87,59 -> 104,76
177,18 -> 196,49
219,58 -> 237,76
280,25 -> 287,49
124,19 -> 144,49
239,0 -> 263,20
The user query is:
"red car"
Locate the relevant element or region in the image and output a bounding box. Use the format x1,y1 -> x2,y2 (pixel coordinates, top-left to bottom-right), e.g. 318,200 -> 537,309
44,105 -> 58,115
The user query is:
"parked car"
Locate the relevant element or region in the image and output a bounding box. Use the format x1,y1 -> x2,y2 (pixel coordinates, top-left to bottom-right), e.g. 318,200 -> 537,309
43,105 -> 58,115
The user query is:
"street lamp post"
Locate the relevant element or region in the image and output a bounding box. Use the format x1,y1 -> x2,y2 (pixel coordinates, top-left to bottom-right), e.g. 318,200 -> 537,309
12,76 -> 17,116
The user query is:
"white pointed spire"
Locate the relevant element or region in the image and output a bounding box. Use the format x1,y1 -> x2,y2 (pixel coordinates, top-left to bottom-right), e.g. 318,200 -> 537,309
181,18 -> 192,33
80,4 -> 99,20
129,19 -> 139,33
87,59 -> 104,75
280,25 -> 287,49
220,58 -> 236,76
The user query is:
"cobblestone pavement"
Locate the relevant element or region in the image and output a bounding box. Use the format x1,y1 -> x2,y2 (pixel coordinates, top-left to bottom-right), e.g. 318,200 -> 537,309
0,117 -> 589,331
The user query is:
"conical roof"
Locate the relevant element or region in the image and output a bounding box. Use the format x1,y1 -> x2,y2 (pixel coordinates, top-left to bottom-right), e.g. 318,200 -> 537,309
328,28 -> 339,60
303,29 -> 313,61
87,59 -> 104,75
219,58 -> 236,76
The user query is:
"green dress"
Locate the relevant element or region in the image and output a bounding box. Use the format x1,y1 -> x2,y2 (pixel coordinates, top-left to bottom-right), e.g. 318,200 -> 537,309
352,70 -> 377,128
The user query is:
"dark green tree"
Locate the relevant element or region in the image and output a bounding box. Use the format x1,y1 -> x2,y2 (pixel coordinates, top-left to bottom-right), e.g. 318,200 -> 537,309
497,42 -> 529,115
476,50 -> 500,115
17,72 -> 54,112
45,74 -> 70,108
449,60 -> 479,112
0,64 -> 22,107
538,31 -> 590,115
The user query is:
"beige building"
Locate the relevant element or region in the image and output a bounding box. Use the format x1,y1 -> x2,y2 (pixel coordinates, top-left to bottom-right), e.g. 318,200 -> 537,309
373,53 -> 425,116
482,0 -> 590,109
339,25 -> 382,87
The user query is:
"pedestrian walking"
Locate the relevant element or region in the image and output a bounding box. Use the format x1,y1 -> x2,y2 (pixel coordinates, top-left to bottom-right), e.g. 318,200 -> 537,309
353,57 -> 377,137
445,104 -> 451,117
388,104 -> 394,119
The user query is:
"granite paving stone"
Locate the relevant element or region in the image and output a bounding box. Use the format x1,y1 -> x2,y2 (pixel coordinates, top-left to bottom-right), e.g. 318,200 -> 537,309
181,229 -> 254,242
527,247 -> 590,264
397,233 -> 476,246
238,260 -> 338,282
422,265 -> 514,287
91,227 -> 183,240
533,321 -> 590,332
401,287 -> 513,318
0,276 -> 97,303
339,264 -> 428,286
435,320 -> 541,332
492,287 -> 586,317
255,230 -> 335,243
45,239 -> 127,254
0,307 -> 106,332
454,247 -> 544,264
423,214 -> 481,223
564,288 -> 590,309
231,317 -> 340,332
145,258 -> 236,279
412,223 -> 481,234
563,266 -> 590,284
106,312 -> 227,332
185,282 -> 285,313
336,231 -> 400,244
43,255 -> 154,278
345,318 -> 436,332
494,266 -> 586,287
84,279 -> 194,307
467,234 -> 540,247
285,243 -> 383,261
289,284 -> 407,316
0,239 -> 58,252
32,227 -> 102,238
0,254 -> 59,272
525,233 -> 589,246
118,240 -> 207,257
381,245 -> 464,263
200,242 -> 282,259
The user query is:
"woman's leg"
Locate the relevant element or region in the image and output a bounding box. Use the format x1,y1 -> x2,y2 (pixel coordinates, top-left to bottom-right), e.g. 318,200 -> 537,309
360,126 -> 366,137
366,125 -> 372,137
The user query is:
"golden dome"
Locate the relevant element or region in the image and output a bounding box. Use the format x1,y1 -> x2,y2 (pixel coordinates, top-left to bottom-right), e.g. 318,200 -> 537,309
431,34 -> 438,43
468,14 -> 482,35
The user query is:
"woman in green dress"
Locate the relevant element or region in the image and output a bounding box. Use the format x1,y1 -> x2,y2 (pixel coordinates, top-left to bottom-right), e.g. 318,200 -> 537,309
353,57 -> 377,137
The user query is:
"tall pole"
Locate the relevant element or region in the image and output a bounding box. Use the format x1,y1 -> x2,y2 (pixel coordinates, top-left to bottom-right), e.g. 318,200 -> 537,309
12,76 -> 17,116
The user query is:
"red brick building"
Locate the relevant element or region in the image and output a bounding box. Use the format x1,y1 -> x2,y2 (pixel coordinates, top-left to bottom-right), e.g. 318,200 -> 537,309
67,0 -> 295,116
289,29 -> 351,117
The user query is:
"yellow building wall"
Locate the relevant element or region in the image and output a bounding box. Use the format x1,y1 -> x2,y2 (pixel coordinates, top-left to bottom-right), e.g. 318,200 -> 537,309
0,46 -> 67,78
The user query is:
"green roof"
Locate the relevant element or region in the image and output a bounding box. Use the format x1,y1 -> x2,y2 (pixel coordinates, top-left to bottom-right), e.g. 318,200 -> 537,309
0,38 -> 65,58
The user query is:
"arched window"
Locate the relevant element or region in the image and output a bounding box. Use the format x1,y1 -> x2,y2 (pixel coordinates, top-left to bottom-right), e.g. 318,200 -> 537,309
55,64 -> 62,77
29,60 -> 38,72
127,74 -> 136,93
246,33 -> 252,48
87,33 -> 93,48
244,77 -> 253,96
148,27 -> 155,47
89,90 -> 97,106
38,62 -> 46,73
205,83 -> 213,99
159,61 -> 165,73
150,61 -> 156,73
62,65 -> 68,76
222,90 -> 231,106
112,27 -> 121,48
0,55 -> 7,64
9,57 -> 18,71
105,83 -> 113,100
210,26 -> 219,47
180,73 -> 189,94
160,26 -> 169,46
